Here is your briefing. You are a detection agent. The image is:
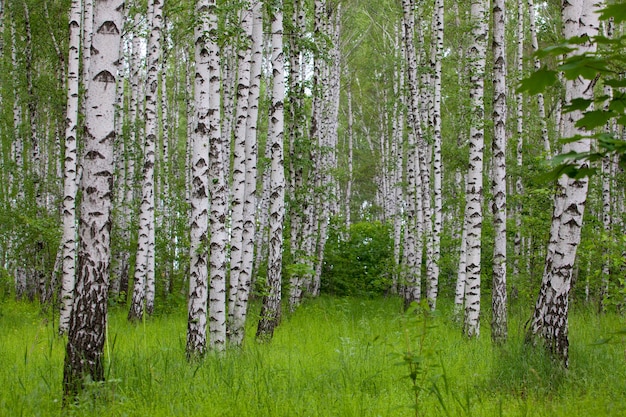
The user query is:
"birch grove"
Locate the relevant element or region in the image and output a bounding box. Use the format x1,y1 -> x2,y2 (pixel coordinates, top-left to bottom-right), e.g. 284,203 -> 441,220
0,0 -> 625,379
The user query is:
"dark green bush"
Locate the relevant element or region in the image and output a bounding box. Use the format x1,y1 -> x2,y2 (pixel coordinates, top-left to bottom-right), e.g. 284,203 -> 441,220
321,221 -> 393,296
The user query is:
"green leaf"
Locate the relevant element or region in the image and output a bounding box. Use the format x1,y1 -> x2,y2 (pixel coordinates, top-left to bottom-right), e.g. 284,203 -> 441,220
575,110 -> 615,130
617,115 -> 626,127
559,55 -> 607,80
535,43 -> 576,59
517,67 -> 558,94
608,92 -> 626,113
563,98 -> 592,113
605,78 -> 626,89
599,4 -> 626,24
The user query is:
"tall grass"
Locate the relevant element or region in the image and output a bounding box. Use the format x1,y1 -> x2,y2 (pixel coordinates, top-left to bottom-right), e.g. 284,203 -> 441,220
0,296 -> 624,416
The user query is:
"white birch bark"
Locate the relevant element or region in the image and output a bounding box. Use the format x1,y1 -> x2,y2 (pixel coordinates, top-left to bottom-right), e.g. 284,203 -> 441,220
186,0 -> 212,358
346,86 -> 354,231
228,4 -> 253,332
287,0 -> 309,311
528,0 -> 602,368
58,0 -> 83,335
63,0 -> 122,396
403,129 -> 423,309
514,0 -> 525,279
391,50 -> 404,294
207,0 -> 227,351
454,215 -> 468,318
401,0 -> 425,308
257,3 -> 285,340
463,0 -> 488,338
427,0 -> 444,310
491,0 -> 507,343
10,18 -> 26,300
528,0 -> 551,157
231,0 -> 263,346
599,19 -> 614,313
129,0 -> 163,320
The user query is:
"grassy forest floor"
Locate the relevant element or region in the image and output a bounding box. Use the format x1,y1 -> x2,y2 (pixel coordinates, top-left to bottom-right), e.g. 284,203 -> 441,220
0,296 -> 625,416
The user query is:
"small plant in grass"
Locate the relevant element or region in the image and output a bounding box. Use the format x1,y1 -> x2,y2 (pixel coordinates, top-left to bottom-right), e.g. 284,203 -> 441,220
393,299 -> 439,417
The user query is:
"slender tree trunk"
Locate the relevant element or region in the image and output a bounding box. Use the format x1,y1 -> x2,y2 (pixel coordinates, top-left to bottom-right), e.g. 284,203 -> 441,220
129,0 -> 163,321
186,0 -> 212,358
231,0 -> 263,347
599,19 -> 614,314
345,86 -> 354,231
207,0 -> 227,351
428,0 -> 444,310
228,3 -> 254,334
527,0 -> 602,368
491,0 -> 507,344
463,0 -> 488,338
287,0 -> 308,311
63,0 -> 123,399
257,2 -> 285,340
59,0 -> 83,335
513,0 -> 525,280
528,0 -> 550,157
401,0 -> 425,309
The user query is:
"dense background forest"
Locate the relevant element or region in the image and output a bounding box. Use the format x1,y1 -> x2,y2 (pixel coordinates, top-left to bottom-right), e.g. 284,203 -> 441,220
0,0 -> 625,414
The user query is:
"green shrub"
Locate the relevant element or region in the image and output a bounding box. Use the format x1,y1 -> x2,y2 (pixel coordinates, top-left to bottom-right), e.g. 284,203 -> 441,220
322,221 -> 393,296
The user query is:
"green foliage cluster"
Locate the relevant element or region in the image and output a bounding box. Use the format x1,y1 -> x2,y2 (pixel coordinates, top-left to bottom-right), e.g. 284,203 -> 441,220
1,298 -> 625,416
321,221 -> 394,296
518,4 -> 626,178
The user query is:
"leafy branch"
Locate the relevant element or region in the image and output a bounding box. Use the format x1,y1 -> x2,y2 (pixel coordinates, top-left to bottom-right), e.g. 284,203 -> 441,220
518,4 -> 626,179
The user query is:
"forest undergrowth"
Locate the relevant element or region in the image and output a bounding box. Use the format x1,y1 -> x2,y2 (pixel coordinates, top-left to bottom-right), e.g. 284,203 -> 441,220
0,296 -> 624,416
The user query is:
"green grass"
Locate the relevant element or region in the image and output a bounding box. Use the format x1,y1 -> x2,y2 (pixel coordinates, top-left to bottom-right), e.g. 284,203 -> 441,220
0,296 -> 625,416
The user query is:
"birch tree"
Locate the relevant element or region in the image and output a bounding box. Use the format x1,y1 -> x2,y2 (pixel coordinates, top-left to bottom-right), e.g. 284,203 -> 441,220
527,0 -> 603,368
206,0 -> 227,351
58,0 -> 82,335
186,0 -> 212,358
230,0 -> 263,347
528,0 -> 551,157
401,0 -> 425,309
427,0 -> 444,310
257,0 -> 285,340
129,0 -> 163,321
63,0 -> 123,397
463,0 -> 488,338
491,0 -> 507,344
228,2 -> 254,334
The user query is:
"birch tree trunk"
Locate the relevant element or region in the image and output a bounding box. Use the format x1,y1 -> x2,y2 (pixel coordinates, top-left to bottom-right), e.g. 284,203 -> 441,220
186,0 -> 212,358
513,0 -> 525,279
63,0 -> 122,398
129,0 -> 163,321
58,0 -> 83,335
491,0 -> 507,344
528,0 -> 551,157
463,0 -> 488,338
287,0 -> 309,311
207,0 -> 227,351
428,0 -> 444,310
527,0 -> 602,368
230,0 -> 263,347
401,0 -> 425,309
228,3 -> 254,334
257,2 -> 285,340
